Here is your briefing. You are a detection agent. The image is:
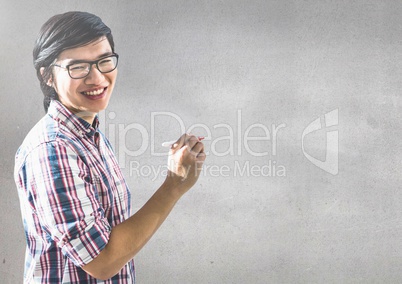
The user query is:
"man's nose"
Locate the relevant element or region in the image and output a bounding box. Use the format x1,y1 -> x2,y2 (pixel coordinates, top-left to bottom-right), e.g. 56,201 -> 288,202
85,64 -> 104,84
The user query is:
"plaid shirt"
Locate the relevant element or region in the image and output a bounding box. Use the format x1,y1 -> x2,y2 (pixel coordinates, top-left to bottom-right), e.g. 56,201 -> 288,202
14,100 -> 135,283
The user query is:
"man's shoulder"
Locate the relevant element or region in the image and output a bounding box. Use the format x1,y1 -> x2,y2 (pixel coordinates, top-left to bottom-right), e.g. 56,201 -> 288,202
21,114 -> 58,145
15,114 -> 75,165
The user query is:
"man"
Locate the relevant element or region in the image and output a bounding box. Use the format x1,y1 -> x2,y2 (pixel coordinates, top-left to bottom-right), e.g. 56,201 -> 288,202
14,11 -> 206,283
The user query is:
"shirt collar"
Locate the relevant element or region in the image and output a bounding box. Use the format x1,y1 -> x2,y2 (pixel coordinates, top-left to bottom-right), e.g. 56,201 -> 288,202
47,100 -> 99,138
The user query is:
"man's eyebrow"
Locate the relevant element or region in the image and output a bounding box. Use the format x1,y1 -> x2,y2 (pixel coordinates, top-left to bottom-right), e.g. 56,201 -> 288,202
97,51 -> 114,58
66,52 -> 114,65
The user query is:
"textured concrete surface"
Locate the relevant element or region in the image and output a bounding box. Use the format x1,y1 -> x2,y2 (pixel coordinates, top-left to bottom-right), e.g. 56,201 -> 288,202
1,1 -> 401,283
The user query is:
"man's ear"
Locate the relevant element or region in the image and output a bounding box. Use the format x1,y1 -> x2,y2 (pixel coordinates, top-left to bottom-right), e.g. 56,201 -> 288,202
40,67 -> 53,87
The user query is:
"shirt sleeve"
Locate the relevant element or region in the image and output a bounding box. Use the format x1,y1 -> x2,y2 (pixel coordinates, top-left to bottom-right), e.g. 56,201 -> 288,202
24,140 -> 111,267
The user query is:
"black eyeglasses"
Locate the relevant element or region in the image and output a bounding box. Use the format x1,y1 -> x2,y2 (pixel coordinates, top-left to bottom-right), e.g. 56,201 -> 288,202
52,53 -> 119,79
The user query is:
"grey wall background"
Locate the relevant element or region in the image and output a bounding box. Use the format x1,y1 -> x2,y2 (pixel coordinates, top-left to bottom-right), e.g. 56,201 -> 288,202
1,0 -> 401,283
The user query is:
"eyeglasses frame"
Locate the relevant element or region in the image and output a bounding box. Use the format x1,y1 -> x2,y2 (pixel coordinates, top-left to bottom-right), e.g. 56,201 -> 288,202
51,53 -> 119,79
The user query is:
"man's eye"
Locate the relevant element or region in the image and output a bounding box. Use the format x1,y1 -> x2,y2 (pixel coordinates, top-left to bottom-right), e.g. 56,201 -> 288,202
99,59 -> 112,65
70,64 -> 86,71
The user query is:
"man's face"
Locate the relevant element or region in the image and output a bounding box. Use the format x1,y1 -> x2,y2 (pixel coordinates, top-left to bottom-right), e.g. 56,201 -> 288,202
50,36 -> 117,122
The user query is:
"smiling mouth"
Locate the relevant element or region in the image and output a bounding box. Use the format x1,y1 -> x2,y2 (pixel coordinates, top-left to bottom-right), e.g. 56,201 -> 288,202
82,87 -> 107,96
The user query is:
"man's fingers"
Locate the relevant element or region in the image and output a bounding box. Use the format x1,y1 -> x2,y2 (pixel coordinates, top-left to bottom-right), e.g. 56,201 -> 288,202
172,134 -> 204,154
196,151 -> 206,161
171,133 -> 188,150
190,140 -> 204,155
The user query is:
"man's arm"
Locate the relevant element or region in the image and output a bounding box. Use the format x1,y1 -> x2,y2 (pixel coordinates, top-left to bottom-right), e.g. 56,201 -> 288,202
82,134 -> 206,280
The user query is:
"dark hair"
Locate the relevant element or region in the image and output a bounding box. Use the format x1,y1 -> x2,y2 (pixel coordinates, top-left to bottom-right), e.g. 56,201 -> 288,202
33,11 -> 115,112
